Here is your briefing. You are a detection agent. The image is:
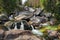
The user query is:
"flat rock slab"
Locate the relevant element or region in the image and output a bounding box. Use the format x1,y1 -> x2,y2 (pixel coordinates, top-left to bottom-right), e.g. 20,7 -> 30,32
4,30 -> 34,40
14,35 -> 41,40
0,29 -> 42,40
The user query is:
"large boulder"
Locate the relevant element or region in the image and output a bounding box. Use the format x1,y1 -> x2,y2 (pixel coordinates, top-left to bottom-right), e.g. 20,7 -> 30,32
14,34 -> 41,40
4,30 -> 42,40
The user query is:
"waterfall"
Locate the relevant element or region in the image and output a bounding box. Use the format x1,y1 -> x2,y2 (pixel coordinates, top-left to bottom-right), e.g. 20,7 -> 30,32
31,25 -> 43,36
7,27 -> 11,31
22,0 -> 27,5
14,22 -> 17,30
34,15 -> 36,19
31,25 -> 34,30
20,21 -> 24,30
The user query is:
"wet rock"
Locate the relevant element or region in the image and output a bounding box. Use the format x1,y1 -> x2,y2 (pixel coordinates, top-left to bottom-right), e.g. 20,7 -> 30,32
24,6 -> 29,11
47,30 -> 58,40
34,8 -> 42,15
4,30 -> 42,40
14,35 -> 41,40
4,21 -> 13,27
28,7 -> 35,13
0,13 -> 9,21
48,30 -> 58,37
0,29 -> 4,40
4,30 -> 33,40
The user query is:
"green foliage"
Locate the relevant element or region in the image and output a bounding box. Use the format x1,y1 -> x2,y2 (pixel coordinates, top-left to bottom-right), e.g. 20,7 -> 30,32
54,2 -> 60,24
43,0 -> 60,24
39,0 -> 46,9
2,0 -> 17,14
0,0 -> 4,13
43,0 -> 56,13
25,0 -> 40,8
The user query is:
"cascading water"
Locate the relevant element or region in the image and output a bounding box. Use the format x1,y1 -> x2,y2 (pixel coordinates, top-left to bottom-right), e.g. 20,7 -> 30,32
20,21 -> 24,30
31,25 -> 43,36
7,27 -> 11,31
22,0 -> 27,5
14,22 -> 17,30
31,25 -> 34,30
33,14 -> 36,19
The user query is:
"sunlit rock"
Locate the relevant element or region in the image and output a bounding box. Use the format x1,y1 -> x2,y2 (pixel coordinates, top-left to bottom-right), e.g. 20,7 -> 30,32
14,34 -> 41,40
28,7 -> 35,12
15,14 -> 26,21
24,6 -> 29,11
4,21 -> 13,30
30,16 -> 40,24
34,8 -> 42,15
4,30 -> 35,40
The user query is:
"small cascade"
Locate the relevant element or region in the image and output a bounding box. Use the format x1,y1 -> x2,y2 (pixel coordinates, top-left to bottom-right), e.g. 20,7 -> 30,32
31,25 -> 34,30
22,0 -> 27,5
31,15 -> 40,23
20,21 -> 24,30
33,14 -> 36,19
7,27 -> 11,31
14,22 -> 17,30
31,25 -> 43,36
